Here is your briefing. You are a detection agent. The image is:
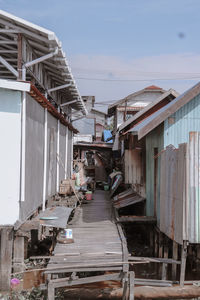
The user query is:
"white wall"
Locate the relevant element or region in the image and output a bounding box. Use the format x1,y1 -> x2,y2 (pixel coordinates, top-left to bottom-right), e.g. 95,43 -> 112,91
0,88 -> 21,225
0,89 -> 75,225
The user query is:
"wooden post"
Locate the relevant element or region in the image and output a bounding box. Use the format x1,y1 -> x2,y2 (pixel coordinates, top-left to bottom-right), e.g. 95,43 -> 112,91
158,231 -> 163,278
13,235 -> 25,273
31,229 -> 38,254
172,240 -> 178,280
159,232 -> 163,258
122,273 -> 128,300
0,227 -> 14,291
154,228 -> 159,257
180,241 -> 187,286
162,236 -> 168,280
48,283 -> 55,300
149,227 -> 154,256
129,271 -> 135,300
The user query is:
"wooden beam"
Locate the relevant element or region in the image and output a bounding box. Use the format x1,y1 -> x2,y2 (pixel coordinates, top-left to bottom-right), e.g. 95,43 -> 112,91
17,33 -> 22,80
13,236 -> 25,273
180,241 -> 187,286
0,227 -> 14,291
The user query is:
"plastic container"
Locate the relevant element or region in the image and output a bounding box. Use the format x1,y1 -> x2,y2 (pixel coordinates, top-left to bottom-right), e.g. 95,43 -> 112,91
104,184 -> 109,191
86,191 -> 92,200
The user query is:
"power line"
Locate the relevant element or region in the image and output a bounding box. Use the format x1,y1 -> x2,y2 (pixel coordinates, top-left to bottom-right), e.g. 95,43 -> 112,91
75,76 -> 200,82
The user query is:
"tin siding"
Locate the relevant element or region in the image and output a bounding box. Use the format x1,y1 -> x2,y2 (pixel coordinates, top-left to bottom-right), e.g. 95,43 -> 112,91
21,94 -> 44,221
59,124 -> 66,182
146,124 -> 164,220
164,94 -> 200,148
188,132 -> 200,243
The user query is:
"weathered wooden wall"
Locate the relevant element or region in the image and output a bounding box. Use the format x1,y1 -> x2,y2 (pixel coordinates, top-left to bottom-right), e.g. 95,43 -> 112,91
124,149 -> 145,198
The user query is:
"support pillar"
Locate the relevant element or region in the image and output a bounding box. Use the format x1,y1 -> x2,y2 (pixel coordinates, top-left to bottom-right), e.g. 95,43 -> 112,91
172,240 -> 178,280
0,227 -> 14,291
13,235 -> 25,273
162,236 -> 168,280
180,241 -> 187,286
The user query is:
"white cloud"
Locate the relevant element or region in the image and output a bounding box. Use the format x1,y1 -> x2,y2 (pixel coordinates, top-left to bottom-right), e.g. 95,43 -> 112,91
68,53 -> 200,110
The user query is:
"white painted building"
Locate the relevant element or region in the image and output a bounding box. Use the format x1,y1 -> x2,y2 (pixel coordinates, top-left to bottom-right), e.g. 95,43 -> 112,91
0,11 -> 87,226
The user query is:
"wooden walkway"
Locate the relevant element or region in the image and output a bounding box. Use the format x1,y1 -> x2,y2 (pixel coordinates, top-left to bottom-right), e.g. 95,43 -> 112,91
46,190 -> 126,274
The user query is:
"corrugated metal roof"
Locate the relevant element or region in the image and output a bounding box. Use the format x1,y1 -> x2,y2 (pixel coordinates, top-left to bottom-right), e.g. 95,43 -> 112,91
113,189 -> 145,209
108,86 -> 166,115
0,9 -> 87,115
119,89 -> 179,132
129,82 -> 200,140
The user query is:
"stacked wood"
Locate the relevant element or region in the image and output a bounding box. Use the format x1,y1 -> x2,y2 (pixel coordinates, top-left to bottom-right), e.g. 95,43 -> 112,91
59,179 -> 75,196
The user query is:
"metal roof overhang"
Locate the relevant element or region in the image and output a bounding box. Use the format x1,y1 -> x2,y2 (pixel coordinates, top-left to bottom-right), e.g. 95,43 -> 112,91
0,9 -> 87,115
128,81 -> 200,140
118,89 -> 179,133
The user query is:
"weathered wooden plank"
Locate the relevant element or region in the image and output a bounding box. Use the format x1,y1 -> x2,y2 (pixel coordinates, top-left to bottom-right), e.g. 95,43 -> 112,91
49,272 -> 122,288
0,227 -> 14,291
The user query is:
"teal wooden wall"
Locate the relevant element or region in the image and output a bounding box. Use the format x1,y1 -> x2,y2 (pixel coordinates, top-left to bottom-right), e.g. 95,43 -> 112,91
164,94 -> 200,148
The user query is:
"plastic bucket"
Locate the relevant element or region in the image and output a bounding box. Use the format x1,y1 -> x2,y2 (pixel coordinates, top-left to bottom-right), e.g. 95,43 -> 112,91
104,184 -> 109,191
86,191 -> 92,200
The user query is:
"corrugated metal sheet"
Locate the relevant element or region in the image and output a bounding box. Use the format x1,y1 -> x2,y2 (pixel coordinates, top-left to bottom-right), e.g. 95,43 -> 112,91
164,94 -> 200,148
188,132 -> 200,243
159,144 -> 187,244
22,94 -> 44,221
145,125 -> 164,219
59,124 -> 66,182
129,82 -> 200,140
113,190 -> 144,209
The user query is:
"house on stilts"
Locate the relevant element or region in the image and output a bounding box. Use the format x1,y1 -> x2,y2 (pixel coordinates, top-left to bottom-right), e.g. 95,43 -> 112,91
0,10 -> 87,290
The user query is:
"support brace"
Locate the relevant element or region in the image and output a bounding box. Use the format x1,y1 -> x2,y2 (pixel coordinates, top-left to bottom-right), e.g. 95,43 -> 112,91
24,47 -> 58,68
0,56 -> 19,77
48,83 -> 72,93
60,99 -> 77,107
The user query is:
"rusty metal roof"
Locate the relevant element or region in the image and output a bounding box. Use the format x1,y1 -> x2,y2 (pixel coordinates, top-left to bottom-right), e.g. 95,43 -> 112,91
113,189 -> 145,209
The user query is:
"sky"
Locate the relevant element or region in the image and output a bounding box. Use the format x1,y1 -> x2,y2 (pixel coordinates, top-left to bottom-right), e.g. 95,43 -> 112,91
1,0 -> 200,110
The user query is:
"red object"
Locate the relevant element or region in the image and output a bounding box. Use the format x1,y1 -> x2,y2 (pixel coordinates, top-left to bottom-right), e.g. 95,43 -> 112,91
86,192 -> 92,201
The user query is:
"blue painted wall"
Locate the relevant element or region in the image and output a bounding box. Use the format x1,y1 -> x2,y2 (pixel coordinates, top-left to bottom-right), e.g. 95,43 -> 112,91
164,94 -> 200,148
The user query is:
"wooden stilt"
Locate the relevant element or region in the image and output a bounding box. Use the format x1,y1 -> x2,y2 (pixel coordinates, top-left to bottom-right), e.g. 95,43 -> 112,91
172,240 -> 178,280
158,231 -> 163,278
154,228 -> 159,257
122,273 -> 128,300
149,228 -> 154,256
13,235 -> 25,273
129,271 -> 135,300
162,236 -> 168,280
180,241 -> 187,286
48,283 -> 54,300
159,232 -> 163,258
31,229 -> 38,253
0,227 -> 14,291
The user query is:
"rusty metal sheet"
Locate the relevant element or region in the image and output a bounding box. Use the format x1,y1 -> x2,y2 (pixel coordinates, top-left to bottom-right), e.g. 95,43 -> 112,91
188,132 -> 200,243
159,144 -> 187,245
113,192 -> 145,209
